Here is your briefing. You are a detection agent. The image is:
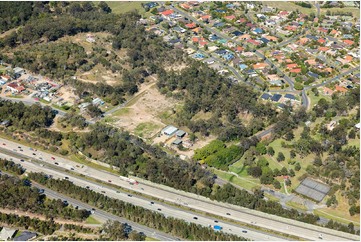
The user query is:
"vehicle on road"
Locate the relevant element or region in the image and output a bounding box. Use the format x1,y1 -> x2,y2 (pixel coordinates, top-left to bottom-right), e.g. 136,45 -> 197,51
127,194 -> 132,197
86,186 -> 90,189
51,157 -> 55,160
213,225 -> 222,231
2,143 -> 6,146
64,177 -> 69,180
150,201 -> 154,205
242,230 -> 248,233
20,159 -> 24,162
18,146 -> 21,149
226,213 -> 231,215
116,191 -> 120,193
101,191 -> 106,193
54,162 -> 59,165
193,217 -> 198,220
214,220 -> 218,223
32,153 -> 36,155
157,208 -> 162,211
38,189 -> 45,194
108,180 -> 112,182
63,200 -> 68,206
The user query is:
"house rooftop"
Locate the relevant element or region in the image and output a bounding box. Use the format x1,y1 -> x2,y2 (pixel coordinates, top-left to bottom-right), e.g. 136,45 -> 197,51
271,94 -> 282,102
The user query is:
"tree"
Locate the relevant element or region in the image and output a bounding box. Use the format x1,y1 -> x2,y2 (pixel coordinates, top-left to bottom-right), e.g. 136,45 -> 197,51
289,169 -> 295,177
256,142 -> 267,155
281,167 -> 288,176
290,150 -> 296,159
295,162 -> 301,171
349,205 -> 360,216
294,82 -> 304,90
273,180 -> 281,189
285,179 -> 291,186
313,156 -> 322,167
267,146 -> 275,156
247,166 -> 262,177
348,129 -> 356,139
98,1 -> 111,13
277,152 -> 285,162
285,131 -> 295,141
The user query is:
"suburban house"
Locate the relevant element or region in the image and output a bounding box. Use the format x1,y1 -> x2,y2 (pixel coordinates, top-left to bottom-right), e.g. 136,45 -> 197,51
14,232 -> 37,241
253,63 -> 268,70
6,82 -> 25,93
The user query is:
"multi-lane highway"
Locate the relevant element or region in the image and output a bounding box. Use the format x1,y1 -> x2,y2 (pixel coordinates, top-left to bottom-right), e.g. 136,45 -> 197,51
0,145 -> 285,241
0,137 -> 359,241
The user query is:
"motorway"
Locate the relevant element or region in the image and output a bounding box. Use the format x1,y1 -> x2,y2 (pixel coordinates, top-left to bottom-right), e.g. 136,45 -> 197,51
0,137 -> 359,241
0,146 -> 285,241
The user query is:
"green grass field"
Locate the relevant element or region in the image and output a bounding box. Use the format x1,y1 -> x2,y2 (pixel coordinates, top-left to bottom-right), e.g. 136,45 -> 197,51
262,1 -> 315,14
85,216 -> 102,224
134,122 -> 162,138
105,1 -> 148,16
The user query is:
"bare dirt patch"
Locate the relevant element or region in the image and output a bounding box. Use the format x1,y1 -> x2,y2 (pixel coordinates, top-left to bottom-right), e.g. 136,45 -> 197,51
112,83 -> 178,139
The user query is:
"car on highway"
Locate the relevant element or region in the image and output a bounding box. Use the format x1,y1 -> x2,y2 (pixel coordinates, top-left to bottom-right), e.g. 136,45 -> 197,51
64,176 -> 69,180
214,220 -> 218,223
2,143 -> 6,146
18,146 -> 21,149
19,149 -> 23,151
108,180 -> 112,182
63,200 -> 68,206
193,217 -> 198,220
38,189 -> 45,194
91,208 -> 96,214
242,230 -> 248,233
75,206 -> 78,209
127,194 -> 132,197
51,157 -> 55,160
150,201 -> 154,205
157,208 -> 162,211
226,213 -> 231,215
101,191 -> 106,194
116,191 -> 120,193
54,162 -> 59,165
20,159 -> 24,162
39,157 -> 43,160
32,153 -> 36,155
86,186 -> 90,189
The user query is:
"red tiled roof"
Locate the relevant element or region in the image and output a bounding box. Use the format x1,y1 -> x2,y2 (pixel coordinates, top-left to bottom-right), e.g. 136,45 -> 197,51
343,39 -> 354,45
161,9 -> 174,16
185,23 -> 196,29
290,68 -> 301,73
286,63 -> 298,69
318,38 -> 326,44
318,46 -> 329,52
247,39 -> 260,45
200,15 -> 211,20
335,85 -> 347,93
225,15 -> 236,20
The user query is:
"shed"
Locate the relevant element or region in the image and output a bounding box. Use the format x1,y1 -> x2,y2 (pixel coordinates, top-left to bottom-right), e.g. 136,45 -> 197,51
0,228 -> 17,241
162,125 -> 178,136
284,94 -> 296,100
261,93 -> 272,100
271,94 -> 282,102
172,139 -> 183,145
175,130 -> 186,138
14,232 -> 37,241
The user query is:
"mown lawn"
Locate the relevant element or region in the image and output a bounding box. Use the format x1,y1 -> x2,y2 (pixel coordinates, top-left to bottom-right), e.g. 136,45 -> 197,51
105,1 -> 152,17
85,216 -> 102,224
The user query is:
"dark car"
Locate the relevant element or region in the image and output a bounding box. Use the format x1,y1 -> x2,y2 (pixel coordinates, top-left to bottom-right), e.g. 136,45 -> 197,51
150,201 -> 155,205
242,230 -> 248,233
101,191 -> 106,193
127,194 -> 132,197
64,176 -> 69,180
157,208 -> 162,211
86,186 -> 90,189
193,217 -> 198,220
226,213 -> 231,216
20,159 -> 24,162
32,153 -> 36,155
55,162 -> 59,165
214,220 -> 218,223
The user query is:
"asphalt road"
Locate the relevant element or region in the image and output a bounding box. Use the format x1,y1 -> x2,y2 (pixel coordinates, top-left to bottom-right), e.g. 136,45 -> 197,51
0,137 -> 359,241
0,144 -> 285,241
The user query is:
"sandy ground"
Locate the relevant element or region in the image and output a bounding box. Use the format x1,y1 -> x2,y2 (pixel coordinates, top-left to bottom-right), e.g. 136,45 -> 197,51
112,81 -> 177,139
56,86 -> 78,105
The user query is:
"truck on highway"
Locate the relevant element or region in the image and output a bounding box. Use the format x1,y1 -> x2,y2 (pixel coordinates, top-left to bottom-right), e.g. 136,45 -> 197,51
119,175 -> 138,185
213,225 -> 222,231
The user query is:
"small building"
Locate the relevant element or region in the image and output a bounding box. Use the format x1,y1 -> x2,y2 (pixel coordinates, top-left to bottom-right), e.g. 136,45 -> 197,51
1,120 -> 11,127
261,93 -> 272,100
92,97 -> 105,106
271,94 -> 282,102
172,139 -> 183,145
175,130 -> 186,138
14,232 -> 37,241
284,94 -> 296,100
162,125 -> 178,136
0,227 -> 17,241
